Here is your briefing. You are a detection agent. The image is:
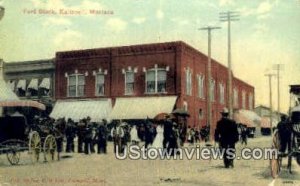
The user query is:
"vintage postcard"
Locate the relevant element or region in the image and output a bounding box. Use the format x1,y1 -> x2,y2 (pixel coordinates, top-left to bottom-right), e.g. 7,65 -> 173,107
0,0 -> 300,186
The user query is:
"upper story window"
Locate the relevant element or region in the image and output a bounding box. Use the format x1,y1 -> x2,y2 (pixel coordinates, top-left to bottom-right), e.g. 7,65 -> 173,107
93,68 -> 107,96
249,93 -> 253,110
242,90 -> 246,109
185,67 -> 192,96
197,74 -> 205,99
125,71 -> 134,95
39,78 -> 51,97
219,82 -> 225,104
67,73 -> 85,97
233,88 -> 238,108
96,74 -> 105,96
144,64 -> 168,94
210,78 -> 215,101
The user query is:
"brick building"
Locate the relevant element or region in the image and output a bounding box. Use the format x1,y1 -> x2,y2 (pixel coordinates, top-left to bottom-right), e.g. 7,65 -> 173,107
50,41 -> 254,132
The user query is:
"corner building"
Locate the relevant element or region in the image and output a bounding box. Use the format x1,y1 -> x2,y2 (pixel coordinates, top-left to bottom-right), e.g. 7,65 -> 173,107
52,41 -> 254,133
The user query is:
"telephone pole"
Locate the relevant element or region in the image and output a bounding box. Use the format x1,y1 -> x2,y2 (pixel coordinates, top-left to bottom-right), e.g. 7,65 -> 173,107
199,26 -> 221,142
265,73 -> 276,133
220,11 -> 239,119
273,64 -> 284,119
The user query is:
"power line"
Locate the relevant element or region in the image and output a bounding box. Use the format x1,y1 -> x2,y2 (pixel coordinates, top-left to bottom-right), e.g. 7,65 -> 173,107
219,11 -> 240,118
199,26 -> 221,142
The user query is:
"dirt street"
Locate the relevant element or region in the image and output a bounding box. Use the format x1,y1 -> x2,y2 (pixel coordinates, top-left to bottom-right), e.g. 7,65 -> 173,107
0,136 -> 299,186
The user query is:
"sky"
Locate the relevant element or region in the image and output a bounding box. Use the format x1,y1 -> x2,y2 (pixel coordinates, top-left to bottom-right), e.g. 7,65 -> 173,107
0,0 -> 299,114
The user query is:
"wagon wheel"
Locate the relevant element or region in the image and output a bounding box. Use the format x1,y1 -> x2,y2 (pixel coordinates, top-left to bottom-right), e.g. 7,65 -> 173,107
7,151 -> 20,165
270,130 -> 282,178
43,135 -> 58,162
28,131 -> 41,163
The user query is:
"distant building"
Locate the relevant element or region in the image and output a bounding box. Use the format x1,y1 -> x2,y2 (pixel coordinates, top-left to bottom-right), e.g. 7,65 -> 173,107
3,59 -> 55,114
254,105 -> 285,120
51,41 -> 255,133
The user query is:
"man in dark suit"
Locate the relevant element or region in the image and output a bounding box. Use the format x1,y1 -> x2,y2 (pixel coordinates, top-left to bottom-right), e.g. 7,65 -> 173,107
215,108 -> 239,168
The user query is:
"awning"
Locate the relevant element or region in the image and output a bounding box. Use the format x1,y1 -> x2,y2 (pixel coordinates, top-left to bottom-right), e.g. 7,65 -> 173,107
50,99 -> 112,122
0,80 -> 19,101
0,100 -> 46,110
233,112 -> 255,128
7,80 -> 15,91
27,79 -> 38,90
16,79 -> 26,90
109,96 -> 177,120
39,78 -> 50,89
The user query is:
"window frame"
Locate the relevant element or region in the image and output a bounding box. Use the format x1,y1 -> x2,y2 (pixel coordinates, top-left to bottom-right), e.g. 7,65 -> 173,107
95,73 -> 105,96
67,73 -> 85,97
145,67 -> 167,94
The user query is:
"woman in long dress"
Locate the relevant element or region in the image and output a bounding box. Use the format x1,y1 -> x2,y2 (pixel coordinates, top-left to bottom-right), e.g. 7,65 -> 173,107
151,124 -> 164,148
130,125 -> 140,145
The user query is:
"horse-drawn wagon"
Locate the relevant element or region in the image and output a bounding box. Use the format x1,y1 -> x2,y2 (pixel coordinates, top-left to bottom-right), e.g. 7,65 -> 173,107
0,100 -> 60,165
270,85 -> 300,178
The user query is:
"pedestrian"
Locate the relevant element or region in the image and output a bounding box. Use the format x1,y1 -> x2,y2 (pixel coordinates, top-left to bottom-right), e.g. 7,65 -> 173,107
65,118 -> 76,152
215,108 -> 239,168
240,125 -> 248,146
111,121 -> 125,154
84,117 -> 93,154
277,115 -> 291,154
130,125 -> 140,145
194,128 -> 200,143
77,119 -> 85,153
97,119 -> 108,154
144,123 -> 153,149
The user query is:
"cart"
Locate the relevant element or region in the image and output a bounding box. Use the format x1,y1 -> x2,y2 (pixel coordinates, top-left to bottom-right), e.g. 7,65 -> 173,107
270,85 -> 300,178
0,100 -> 59,165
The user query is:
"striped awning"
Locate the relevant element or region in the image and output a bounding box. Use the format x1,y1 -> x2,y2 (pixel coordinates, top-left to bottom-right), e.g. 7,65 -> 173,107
50,99 -> 112,122
109,96 -> 177,120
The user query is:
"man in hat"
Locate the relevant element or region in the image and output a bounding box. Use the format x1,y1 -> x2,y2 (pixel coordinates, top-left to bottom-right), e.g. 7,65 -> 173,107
277,115 -> 291,154
215,108 -> 239,168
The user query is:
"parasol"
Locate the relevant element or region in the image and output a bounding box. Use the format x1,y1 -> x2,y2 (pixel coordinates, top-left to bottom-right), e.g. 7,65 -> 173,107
153,113 -> 169,121
172,108 -> 190,117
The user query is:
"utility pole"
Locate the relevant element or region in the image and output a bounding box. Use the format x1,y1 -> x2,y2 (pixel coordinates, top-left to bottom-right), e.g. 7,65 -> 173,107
220,11 -> 239,119
265,73 -> 276,134
199,26 -> 221,142
273,64 -> 284,119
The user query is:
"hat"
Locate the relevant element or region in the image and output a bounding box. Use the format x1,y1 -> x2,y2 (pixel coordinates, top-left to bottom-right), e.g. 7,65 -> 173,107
221,107 -> 229,114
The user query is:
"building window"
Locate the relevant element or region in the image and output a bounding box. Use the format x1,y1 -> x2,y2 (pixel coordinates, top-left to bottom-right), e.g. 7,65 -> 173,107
242,91 -> 246,109
233,88 -> 238,108
183,101 -> 188,111
219,83 -> 225,104
157,70 -> 167,93
199,108 -> 204,119
125,71 -> 134,95
96,74 -> 105,96
68,74 -> 85,97
197,75 -> 205,99
186,68 -> 192,96
145,67 -> 167,94
249,93 -> 253,110
210,78 -> 215,101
